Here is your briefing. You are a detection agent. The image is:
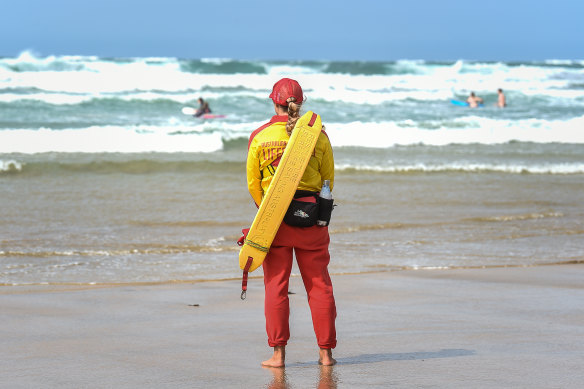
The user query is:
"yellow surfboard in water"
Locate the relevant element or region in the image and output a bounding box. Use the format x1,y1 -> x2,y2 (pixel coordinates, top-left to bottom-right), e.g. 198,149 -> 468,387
239,111 -> 322,273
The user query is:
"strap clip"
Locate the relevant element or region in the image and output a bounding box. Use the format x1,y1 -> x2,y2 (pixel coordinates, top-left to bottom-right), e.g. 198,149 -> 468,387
241,256 -> 253,300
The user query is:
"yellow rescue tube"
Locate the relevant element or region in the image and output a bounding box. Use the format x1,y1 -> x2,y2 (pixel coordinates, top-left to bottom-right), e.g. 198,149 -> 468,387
239,111 -> 322,272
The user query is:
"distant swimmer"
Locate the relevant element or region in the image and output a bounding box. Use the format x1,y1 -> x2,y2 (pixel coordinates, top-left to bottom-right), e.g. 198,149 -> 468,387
497,88 -> 507,108
467,92 -> 484,108
194,97 -> 211,117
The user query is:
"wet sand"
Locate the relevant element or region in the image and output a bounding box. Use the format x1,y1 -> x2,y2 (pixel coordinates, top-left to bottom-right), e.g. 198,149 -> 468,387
1,264 -> 583,388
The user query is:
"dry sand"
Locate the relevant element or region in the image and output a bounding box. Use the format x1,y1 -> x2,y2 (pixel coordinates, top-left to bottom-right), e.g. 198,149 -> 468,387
1,264 -> 583,388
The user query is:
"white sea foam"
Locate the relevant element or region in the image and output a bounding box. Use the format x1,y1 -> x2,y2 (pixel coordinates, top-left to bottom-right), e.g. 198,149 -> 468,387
0,159 -> 23,172
1,114 -> 582,154
3,81 -> 582,106
0,126 -> 224,153
2,52 -> 582,103
335,162 -> 584,174
330,116 -> 584,147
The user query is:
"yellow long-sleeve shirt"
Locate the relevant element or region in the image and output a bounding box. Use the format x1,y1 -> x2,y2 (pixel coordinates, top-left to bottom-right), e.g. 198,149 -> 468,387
246,114 -> 334,206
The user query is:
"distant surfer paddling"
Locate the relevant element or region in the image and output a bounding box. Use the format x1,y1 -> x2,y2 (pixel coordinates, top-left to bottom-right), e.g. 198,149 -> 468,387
194,97 -> 211,117
181,98 -> 226,119
246,78 -> 337,367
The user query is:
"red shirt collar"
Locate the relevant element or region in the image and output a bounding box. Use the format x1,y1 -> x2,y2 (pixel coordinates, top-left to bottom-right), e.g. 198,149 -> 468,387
271,115 -> 288,123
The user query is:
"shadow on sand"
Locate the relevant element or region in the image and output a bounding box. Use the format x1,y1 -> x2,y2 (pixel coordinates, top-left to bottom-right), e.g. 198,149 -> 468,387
288,348 -> 475,367
336,348 -> 475,365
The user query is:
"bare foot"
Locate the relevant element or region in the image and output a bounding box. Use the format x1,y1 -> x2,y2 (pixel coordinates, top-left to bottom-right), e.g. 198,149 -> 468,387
262,346 -> 286,368
318,348 -> 337,366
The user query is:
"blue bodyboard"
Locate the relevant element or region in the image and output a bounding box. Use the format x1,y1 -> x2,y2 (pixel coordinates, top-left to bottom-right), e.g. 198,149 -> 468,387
450,99 -> 469,107
450,99 -> 483,107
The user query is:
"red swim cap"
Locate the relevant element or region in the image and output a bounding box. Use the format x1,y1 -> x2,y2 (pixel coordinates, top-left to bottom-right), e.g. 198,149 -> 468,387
269,78 -> 304,106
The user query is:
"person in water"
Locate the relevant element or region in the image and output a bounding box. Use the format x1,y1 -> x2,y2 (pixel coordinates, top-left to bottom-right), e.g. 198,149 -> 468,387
246,78 -> 337,367
467,92 -> 484,108
194,97 -> 211,117
497,88 -> 507,108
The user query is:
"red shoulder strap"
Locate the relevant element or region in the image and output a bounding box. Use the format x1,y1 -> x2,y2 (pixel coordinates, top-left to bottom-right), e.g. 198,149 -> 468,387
248,122 -> 272,149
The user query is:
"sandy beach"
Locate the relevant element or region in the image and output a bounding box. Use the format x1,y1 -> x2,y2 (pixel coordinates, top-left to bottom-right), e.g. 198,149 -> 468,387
1,263 -> 582,388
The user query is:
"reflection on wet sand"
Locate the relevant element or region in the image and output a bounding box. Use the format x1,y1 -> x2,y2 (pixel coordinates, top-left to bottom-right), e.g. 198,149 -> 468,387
265,367 -> 288,389
265,365 -> 338,389
318,365 -> 338,389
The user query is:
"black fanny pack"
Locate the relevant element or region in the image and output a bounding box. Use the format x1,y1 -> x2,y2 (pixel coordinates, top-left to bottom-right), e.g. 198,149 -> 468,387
283,191 -> 319,227
283,190 -> 335,228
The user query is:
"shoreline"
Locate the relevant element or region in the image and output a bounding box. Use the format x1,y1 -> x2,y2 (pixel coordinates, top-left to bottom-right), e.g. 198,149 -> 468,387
1,264 -> 583,388
2,259 -> 582,291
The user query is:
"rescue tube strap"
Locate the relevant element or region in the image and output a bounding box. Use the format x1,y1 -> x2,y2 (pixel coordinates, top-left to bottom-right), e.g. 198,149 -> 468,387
241,256 -> 254,300
244,238 -> 269,253
308,112 -> 318,127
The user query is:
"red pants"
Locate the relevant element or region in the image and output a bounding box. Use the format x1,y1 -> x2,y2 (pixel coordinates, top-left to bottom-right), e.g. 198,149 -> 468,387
262,222 -> 337,349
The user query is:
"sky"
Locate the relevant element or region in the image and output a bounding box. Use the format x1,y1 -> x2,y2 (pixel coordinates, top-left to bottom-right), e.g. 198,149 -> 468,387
2,0 -> 583,61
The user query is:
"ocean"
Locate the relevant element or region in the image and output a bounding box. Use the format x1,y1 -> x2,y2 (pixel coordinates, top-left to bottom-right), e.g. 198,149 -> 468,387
1,52 -> 583,285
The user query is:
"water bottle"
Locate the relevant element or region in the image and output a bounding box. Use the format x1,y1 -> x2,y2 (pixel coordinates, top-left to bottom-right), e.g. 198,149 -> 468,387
319,180 -> 332,200
317,180 -> 333,226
